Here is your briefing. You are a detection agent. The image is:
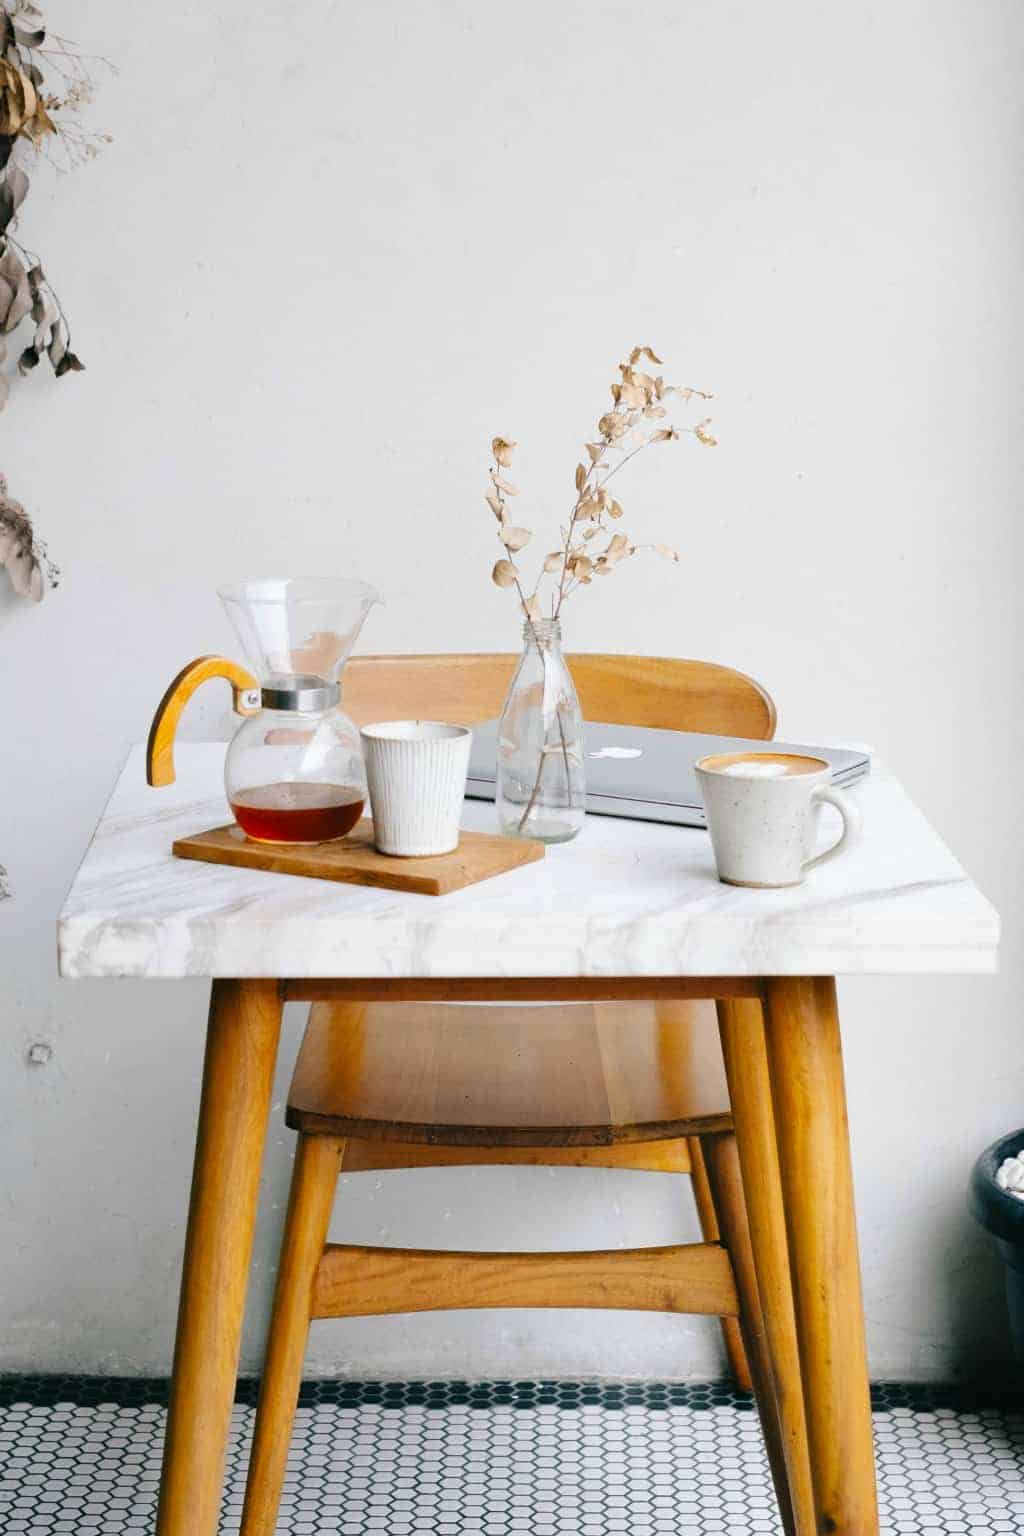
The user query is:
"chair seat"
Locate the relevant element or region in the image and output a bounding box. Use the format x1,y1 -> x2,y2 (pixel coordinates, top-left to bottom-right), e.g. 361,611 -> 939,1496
287,1000 -> 732,1147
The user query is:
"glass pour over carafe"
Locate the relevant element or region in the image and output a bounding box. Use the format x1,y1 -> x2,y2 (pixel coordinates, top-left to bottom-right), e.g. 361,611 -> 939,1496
146,578 -> 380,844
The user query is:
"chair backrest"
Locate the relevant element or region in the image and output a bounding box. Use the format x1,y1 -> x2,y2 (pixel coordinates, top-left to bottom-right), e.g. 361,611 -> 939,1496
344,654 -> 776,739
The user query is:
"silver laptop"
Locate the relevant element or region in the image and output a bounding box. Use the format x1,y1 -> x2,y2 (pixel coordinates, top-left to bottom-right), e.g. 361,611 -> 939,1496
465,720 -> 870,828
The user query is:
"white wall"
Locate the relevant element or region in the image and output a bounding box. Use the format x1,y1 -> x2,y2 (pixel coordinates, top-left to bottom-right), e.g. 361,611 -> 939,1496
2,0 -> 1022,1382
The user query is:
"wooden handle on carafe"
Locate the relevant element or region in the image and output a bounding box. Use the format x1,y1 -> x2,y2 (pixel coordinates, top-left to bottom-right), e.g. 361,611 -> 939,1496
146,655 -> 260,787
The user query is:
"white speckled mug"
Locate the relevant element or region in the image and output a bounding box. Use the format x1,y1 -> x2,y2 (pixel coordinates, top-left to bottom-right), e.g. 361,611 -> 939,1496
361,720 -> 472,857
695,751 -> 861,889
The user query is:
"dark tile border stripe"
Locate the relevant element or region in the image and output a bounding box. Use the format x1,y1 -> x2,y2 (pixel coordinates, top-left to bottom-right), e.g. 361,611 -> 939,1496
1,1375 -> 1021,1414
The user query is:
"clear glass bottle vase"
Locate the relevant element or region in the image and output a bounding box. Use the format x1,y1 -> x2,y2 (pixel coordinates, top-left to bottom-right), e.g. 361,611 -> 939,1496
496,618 -> 585,843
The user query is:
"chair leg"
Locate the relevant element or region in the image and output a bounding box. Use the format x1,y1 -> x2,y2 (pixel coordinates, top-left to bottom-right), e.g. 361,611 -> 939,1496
239,1135 -> 345,1536
687,1135 -> 753,1392
700,1131 -> 803,1536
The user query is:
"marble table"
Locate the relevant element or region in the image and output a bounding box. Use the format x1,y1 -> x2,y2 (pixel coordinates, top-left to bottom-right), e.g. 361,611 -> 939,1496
61,745 -> 997,981
59,745 -> 999,1536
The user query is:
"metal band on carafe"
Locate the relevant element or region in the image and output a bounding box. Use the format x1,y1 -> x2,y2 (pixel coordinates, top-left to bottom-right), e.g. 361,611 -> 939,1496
260,675 -> 340,712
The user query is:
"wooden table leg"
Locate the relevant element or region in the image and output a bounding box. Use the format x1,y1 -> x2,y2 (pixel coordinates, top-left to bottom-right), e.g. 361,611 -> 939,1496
761,976 -> 879,1536
717,999 -> 816,1536
156,979 -> 284,1536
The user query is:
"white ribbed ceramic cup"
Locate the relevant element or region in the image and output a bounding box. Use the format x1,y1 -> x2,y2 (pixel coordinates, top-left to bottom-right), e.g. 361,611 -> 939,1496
361,720 -> 472,857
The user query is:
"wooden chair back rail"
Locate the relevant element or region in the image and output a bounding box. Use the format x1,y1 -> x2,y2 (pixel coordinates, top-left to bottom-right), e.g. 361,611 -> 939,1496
344,652 -> 776,738
310,1241 -> 740,1320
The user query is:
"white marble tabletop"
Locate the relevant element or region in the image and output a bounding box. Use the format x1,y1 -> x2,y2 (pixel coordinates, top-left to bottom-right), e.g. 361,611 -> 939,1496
57,745 -> 999,981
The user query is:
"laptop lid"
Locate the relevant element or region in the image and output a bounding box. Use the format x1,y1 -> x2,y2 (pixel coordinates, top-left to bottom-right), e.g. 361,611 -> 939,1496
465,720 -> 870,828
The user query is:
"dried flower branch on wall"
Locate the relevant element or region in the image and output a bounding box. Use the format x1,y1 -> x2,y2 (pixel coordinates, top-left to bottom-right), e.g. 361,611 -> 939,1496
0,1 -> 109,402
0,470 -> 58,597
0,1 -> 110,601
486,346 -> 715,623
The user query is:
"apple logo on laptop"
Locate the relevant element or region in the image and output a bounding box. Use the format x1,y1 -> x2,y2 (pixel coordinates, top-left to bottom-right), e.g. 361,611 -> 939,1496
589,746 -> 643,759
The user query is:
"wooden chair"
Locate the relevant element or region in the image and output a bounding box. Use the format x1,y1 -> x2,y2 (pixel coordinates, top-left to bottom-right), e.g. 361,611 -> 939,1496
239,655 -> 802,1536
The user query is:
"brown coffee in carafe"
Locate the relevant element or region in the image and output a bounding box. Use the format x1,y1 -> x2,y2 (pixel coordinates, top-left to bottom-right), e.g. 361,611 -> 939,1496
229,782 -> 364,844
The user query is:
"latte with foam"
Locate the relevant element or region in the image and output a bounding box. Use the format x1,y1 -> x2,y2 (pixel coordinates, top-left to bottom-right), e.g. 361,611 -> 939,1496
698,751 -> 828,780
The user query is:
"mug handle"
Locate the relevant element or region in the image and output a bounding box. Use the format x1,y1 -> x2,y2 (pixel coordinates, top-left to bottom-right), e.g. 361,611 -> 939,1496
802,784 -> 862,872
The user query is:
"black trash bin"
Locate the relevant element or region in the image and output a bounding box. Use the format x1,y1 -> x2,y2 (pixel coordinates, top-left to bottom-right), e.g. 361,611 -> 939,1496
970,1129 -> 1024,1363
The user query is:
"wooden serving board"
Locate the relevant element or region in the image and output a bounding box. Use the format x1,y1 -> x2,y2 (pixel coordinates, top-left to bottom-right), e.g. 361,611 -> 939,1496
172,819 -> 544,896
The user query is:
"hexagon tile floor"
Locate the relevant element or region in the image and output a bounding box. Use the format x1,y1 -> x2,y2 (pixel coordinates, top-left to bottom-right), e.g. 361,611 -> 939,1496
1,1377 -> 1023,1534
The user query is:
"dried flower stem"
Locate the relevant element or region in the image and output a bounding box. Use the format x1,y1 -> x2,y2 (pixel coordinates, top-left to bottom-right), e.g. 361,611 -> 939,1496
485,346 -> 715,623
552,442 -> 609,616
